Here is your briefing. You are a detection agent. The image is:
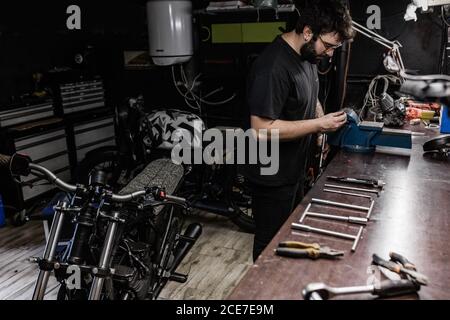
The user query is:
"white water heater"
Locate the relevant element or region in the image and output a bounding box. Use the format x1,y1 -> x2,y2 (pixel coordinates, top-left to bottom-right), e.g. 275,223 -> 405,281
146,0 -> 193,66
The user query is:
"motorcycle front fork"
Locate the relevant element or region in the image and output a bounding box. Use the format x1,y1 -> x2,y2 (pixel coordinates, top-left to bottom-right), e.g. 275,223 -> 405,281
32,202 -> 68,300
88,211 -> 122,300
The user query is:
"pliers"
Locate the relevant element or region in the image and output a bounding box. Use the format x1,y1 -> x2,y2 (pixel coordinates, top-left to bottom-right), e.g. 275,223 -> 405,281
372,253 -> 428,286
275,241 -> 344,260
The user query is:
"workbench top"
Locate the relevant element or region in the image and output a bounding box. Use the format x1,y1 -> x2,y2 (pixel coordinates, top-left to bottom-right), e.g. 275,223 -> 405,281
229,126 -> 450,300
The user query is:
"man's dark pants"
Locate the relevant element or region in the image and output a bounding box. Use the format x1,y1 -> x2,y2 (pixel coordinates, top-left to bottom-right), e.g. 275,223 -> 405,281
250,182 -> 304,262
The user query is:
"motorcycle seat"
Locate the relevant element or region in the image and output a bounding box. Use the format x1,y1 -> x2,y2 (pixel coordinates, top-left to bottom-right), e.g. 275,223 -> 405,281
119,158 -> 184,214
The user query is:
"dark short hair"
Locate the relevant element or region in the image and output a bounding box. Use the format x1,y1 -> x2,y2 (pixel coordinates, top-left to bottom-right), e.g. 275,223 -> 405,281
295,0 -> 355,41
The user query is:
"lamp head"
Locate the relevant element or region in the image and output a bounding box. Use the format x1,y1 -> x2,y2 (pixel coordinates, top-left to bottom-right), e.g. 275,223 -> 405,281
404,3 -> 419,21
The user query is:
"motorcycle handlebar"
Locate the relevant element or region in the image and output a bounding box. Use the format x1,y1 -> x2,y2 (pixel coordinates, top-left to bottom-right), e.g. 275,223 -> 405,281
2,153 -> 187,205
29,163 -> 77,193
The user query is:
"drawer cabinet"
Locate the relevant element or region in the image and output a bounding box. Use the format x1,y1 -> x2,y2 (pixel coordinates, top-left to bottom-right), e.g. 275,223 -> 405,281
74,115 -> 116,162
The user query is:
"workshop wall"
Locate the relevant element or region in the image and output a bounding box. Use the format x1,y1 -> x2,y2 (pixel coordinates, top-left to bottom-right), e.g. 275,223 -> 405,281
0,1 -> 446,119
346,0 -> 446,110
0,1 -> 190,111
349,0 -> 444,76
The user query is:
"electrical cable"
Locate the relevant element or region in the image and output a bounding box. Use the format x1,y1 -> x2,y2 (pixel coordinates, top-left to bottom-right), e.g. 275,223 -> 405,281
171,66 -> 201,111
358,75 -> 401,121
174,64 -> 237,107
172,66 -> 195,102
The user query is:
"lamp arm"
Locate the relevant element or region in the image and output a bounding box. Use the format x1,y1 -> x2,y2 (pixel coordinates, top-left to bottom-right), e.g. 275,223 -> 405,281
351,21 -> 399,49
351,21 -> 406,74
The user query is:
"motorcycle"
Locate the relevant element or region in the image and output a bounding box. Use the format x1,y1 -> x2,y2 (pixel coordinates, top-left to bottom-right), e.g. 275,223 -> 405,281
75,96 -> 255,233
2,153 -> 201,300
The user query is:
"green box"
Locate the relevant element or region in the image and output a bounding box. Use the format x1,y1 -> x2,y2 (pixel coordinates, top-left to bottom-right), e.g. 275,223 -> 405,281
211,23 -> 242,43
242,22 -> 285,43
211,22 -> 286,44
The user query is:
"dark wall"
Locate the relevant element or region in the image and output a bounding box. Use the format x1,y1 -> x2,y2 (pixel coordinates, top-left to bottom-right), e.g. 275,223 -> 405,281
348,0 -> 444,76
0,1 -> 446,114
0,1 -> 154,106
344,0 -> 446,110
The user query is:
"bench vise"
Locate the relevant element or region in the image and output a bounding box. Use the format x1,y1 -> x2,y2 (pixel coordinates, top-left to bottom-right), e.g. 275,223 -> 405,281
327,109 -> 412,153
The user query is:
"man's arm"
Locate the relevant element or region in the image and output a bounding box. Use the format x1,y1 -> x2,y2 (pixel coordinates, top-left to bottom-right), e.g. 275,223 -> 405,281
251,116 -> 320,141
316,100 -> 325,118
251,110 -> 347,142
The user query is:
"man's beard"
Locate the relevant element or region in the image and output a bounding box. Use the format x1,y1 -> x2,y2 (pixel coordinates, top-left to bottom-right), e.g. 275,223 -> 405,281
300,41 -> 321,64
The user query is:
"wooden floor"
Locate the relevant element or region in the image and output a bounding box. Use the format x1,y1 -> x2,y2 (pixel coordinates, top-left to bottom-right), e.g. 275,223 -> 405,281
0,211 -> 253,300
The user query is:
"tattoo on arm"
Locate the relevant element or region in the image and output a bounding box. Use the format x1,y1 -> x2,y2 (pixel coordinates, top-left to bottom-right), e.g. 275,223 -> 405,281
316,101 -> 325,118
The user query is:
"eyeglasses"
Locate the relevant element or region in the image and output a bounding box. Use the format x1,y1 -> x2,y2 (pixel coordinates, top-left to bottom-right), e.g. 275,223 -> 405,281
318,35 -> 343,52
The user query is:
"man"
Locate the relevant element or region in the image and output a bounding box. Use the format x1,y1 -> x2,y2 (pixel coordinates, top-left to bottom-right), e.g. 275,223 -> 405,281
246,0 -> 355,261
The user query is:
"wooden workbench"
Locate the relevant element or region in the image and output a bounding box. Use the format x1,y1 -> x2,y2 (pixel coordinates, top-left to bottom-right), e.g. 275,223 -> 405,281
229,126 -> 450,300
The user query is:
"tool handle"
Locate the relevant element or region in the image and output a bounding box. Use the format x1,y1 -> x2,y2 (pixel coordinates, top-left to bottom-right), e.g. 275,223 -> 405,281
389,252 -> 416,270
278,241 -> 320,251
372,254 -> 401,273
275,248 -> 319,259
327,176 -> 374,187
373,280 -> 420,298
348,216 -> 369,224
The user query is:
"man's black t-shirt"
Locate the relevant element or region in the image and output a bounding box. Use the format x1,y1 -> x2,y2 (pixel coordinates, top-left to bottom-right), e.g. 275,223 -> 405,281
246,35 -> 319,187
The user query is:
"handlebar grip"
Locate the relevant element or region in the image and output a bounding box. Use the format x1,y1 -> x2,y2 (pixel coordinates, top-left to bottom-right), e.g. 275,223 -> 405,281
9,153 -> 32,176
164,194 -> 187,204
0,154 -> 11,169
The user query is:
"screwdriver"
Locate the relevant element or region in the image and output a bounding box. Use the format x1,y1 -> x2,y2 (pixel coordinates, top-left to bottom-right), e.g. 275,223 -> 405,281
327,176 -> 385,188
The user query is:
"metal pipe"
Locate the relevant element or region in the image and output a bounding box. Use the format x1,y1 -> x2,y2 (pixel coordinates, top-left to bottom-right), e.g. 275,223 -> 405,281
299,203 -> 312,223
305,212 -> 368,225
323,189 -> 373,200
352,227 -> 364,252
324,184 -> 380,196
291,223 -> 364,252
366,200 -> 376,220
292,223 -> 356,240
311,198 -> 370,212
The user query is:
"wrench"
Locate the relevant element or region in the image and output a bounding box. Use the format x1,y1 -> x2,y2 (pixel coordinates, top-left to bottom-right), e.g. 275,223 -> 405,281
302,280 -> 419,300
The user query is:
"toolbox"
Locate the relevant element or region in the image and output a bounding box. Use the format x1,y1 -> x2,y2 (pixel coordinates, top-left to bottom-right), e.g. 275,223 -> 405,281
73,114 -> 116,163
13,127 -> 71,201
58,78 -> 106,115
0,99 -> 55,128
0,118 -> 71,208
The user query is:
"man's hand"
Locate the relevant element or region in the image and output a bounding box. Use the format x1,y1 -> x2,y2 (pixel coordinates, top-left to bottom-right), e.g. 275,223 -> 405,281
316,111 -> 347,133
